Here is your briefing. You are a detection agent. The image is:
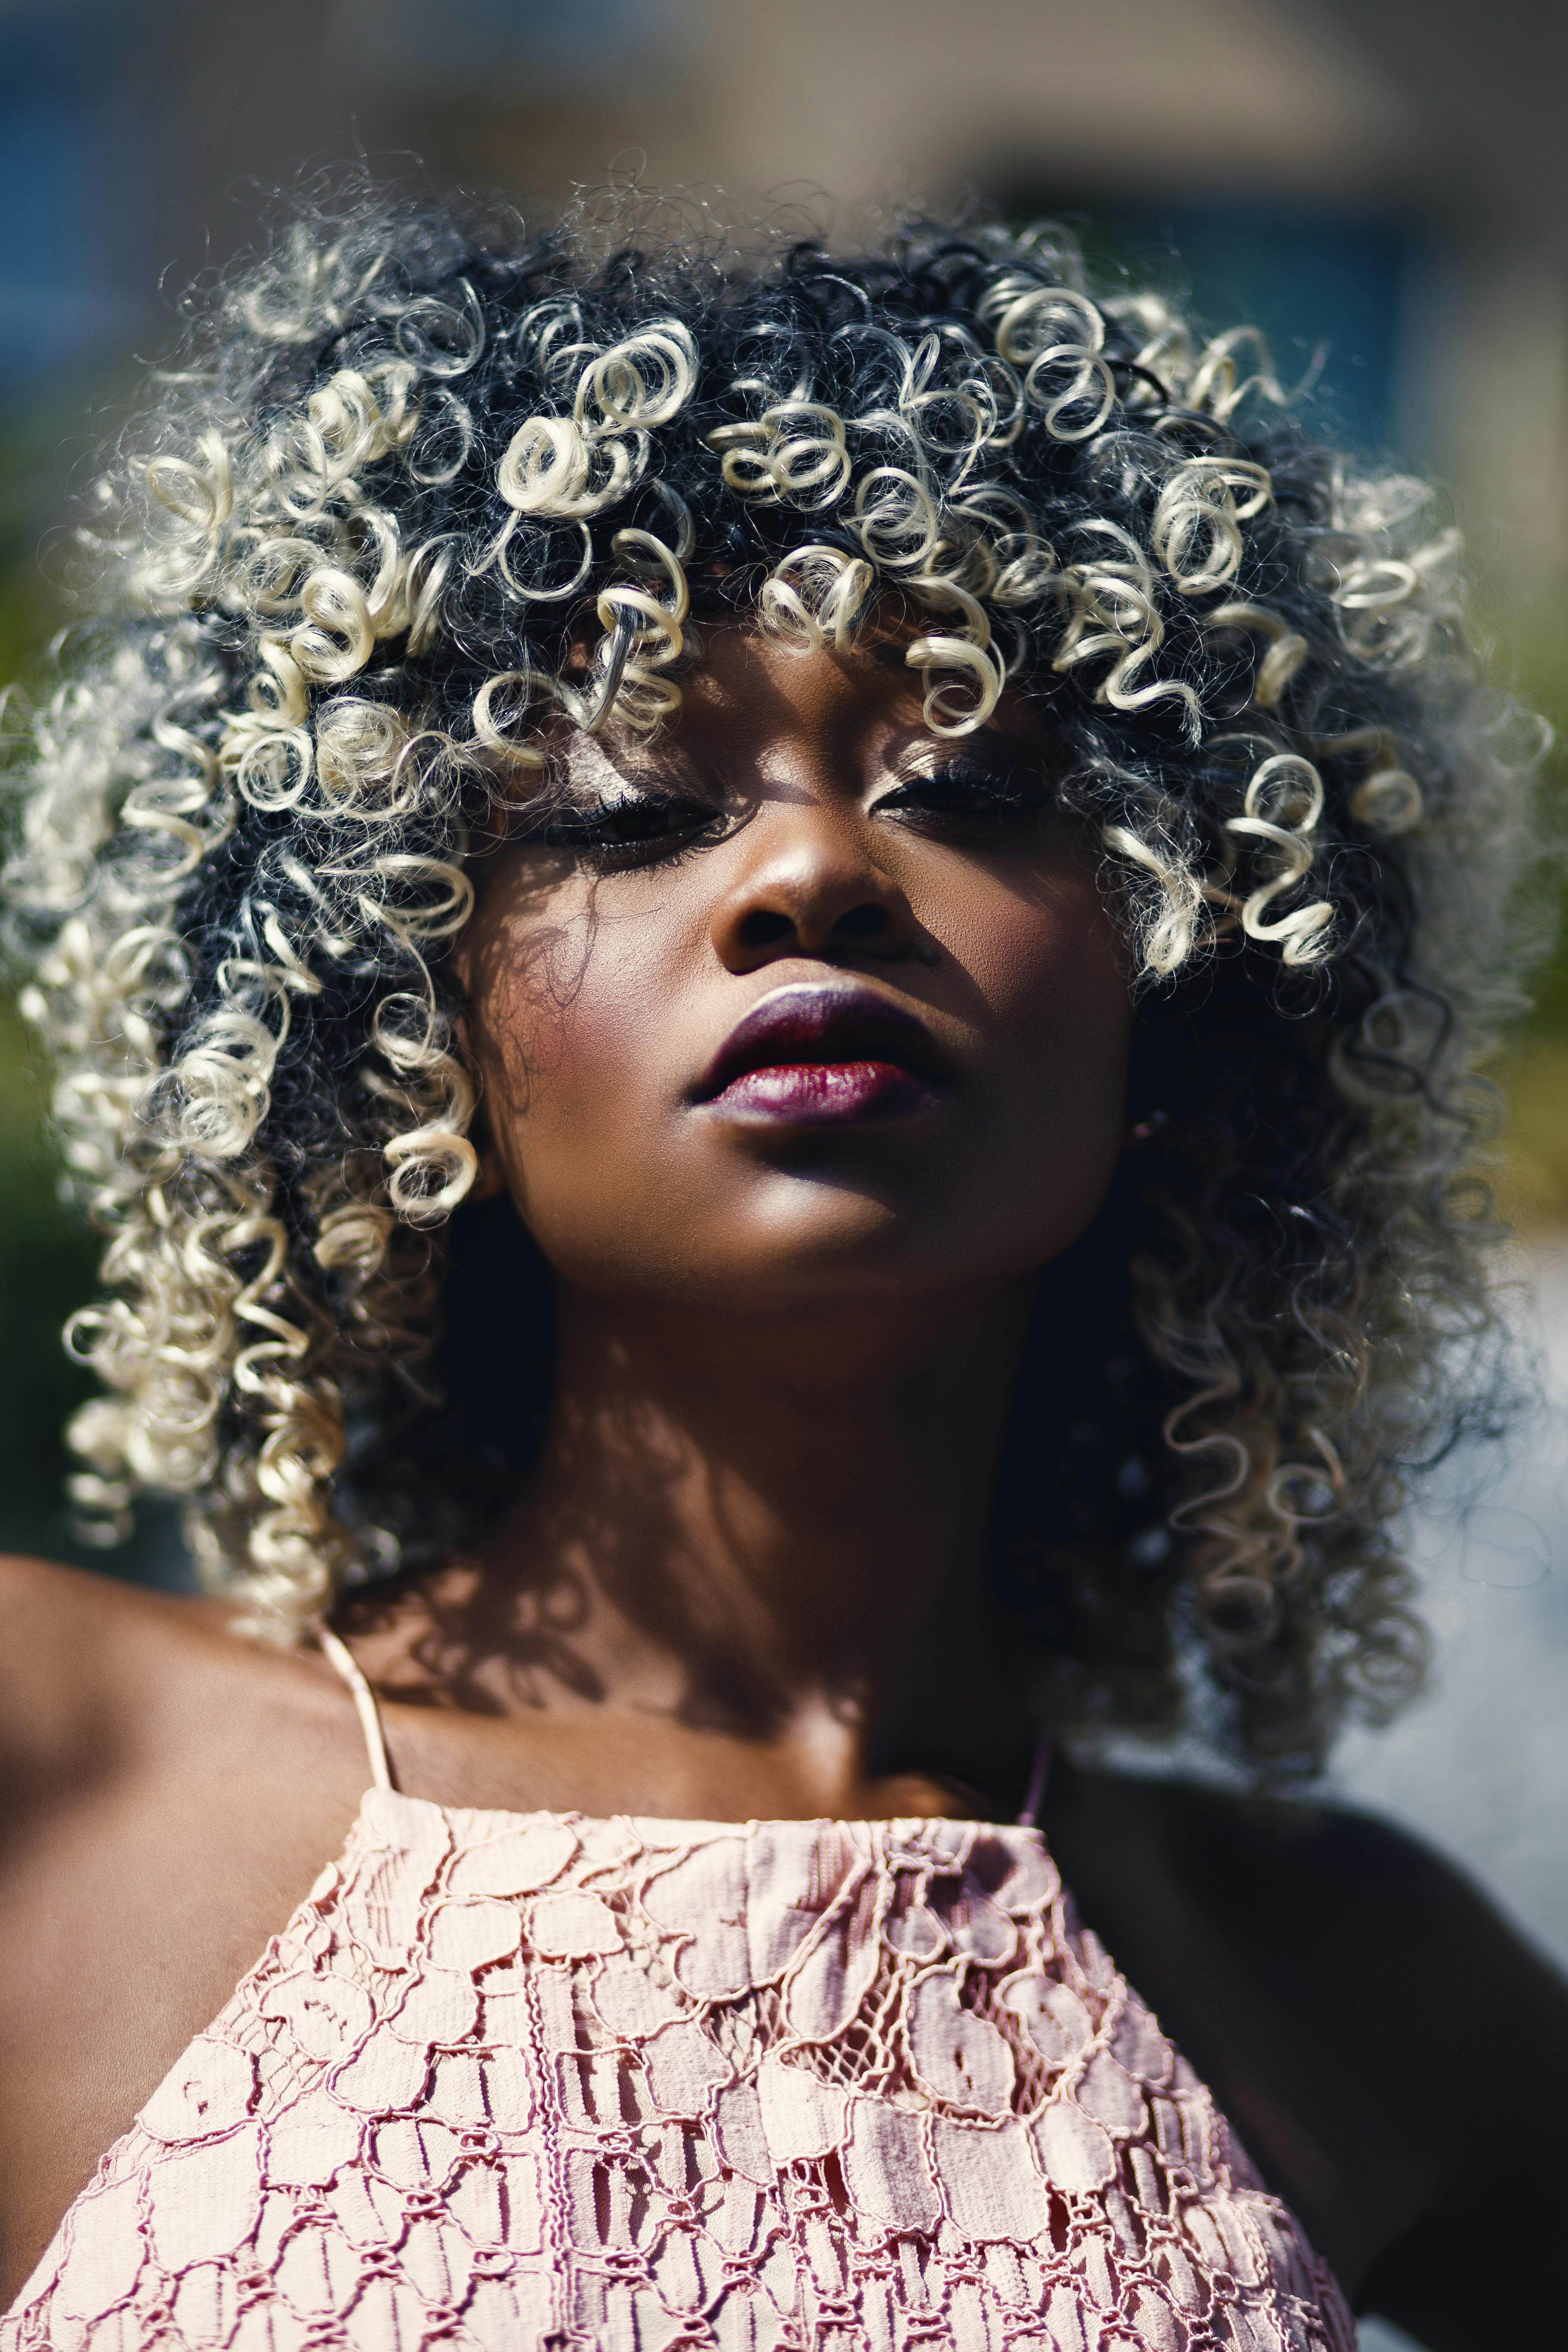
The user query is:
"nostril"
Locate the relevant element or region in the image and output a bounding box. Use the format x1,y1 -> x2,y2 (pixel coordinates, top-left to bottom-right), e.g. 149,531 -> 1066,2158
834,903 -> 889,940
737,908 -> 796,949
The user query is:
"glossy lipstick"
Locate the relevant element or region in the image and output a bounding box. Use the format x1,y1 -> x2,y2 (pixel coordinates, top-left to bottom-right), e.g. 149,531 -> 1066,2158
693,983 -> 951,1126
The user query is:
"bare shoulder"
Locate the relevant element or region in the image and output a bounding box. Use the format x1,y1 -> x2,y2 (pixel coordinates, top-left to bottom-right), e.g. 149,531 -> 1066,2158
0,1560 -> 376,2302
1046,1758 -> 1568,2309
0,1555 -> 249,1829
1092,1762 -> 1560,1972
1052,1759 -> 1568,2044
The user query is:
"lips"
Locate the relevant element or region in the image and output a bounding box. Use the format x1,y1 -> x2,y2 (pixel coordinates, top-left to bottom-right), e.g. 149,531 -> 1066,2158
693,983 -> 952,1126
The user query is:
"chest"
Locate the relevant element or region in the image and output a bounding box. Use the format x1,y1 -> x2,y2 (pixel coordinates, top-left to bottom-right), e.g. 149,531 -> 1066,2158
2,1796 -> 1357,2352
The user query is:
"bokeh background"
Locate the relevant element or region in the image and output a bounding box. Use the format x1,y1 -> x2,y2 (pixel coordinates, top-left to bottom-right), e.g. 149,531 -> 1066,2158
0,12 -> 1563,2331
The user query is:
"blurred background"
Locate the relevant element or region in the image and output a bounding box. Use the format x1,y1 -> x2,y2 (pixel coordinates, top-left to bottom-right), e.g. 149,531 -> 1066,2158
0,10 -> 1563,2325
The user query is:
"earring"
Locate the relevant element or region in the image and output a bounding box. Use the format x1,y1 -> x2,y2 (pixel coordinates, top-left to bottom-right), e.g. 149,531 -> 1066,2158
1125,1110 -> 1169,1147
467,1120 -> 508,1203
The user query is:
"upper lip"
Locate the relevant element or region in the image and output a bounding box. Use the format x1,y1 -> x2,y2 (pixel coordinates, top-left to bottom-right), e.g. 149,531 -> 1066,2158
693,982 -> 955,1102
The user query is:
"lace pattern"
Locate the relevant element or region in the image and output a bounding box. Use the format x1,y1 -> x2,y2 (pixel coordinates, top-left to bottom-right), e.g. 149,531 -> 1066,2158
2,1793 -> 1355,2350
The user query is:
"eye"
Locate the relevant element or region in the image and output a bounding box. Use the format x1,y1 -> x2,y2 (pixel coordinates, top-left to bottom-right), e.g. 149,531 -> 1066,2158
875,757 -> 1051,836
533,790 -> 726,870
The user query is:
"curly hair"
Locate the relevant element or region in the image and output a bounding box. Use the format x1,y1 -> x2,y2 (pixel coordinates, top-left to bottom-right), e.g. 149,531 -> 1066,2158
1,178 -> 1548,1770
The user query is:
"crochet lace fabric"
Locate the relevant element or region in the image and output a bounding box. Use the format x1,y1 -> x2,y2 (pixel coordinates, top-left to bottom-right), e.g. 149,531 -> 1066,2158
3,1792 -> 1355,2351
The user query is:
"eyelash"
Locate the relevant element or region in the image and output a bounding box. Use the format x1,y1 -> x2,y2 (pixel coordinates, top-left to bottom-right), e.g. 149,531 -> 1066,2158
537,791 -> 723,871
535,760 -> 1047,871
877,760 -> 1047,826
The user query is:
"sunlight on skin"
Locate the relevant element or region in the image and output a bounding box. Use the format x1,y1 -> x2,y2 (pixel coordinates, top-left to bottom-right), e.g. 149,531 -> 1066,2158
339,622 -> 1134,1823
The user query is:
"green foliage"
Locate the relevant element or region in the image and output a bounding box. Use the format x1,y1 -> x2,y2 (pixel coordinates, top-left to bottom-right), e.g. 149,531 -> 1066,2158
1503,605 -> 1568,1041
1482,595 -> 1568,1228
1497,1035 -> 1568,1228
0,412 -> 188,1581
0,413 -> 75,1557
0,1003 -> 96,1555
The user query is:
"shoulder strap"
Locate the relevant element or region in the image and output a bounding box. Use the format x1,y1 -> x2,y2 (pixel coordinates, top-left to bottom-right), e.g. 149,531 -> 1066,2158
1016,1730 -> 1050,1829
316,1623 -> 395,1792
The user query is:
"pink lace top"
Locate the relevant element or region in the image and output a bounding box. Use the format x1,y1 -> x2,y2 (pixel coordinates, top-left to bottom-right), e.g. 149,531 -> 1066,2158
3,1636 -> 1354,2352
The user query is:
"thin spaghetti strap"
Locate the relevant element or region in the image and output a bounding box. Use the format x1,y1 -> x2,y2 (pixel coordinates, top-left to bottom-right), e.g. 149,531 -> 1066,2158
1016,1730 -> 1050,1829
316,1623 -> 395,1792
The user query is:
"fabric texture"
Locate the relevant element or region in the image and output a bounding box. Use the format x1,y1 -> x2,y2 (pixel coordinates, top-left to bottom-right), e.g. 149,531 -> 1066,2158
3,1792 -> 1354,2350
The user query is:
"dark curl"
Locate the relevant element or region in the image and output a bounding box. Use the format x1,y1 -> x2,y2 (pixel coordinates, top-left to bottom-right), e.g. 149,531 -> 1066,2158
2,179 -> 1549,1770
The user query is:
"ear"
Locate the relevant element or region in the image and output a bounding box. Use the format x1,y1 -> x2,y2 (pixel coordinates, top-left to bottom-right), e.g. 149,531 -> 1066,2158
467,1091 -> 509,1204
470,1145 -> 508,1204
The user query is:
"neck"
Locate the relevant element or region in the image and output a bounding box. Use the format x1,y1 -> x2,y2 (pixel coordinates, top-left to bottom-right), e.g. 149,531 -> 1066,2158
471,1279 -> 1038,1802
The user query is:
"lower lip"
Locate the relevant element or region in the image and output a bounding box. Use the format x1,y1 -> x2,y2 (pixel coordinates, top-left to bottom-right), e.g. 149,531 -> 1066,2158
706,1060 -> 937,1124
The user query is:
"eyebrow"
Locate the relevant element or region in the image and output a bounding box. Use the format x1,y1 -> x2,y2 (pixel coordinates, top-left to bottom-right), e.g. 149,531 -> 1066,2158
557,725 -> 705,799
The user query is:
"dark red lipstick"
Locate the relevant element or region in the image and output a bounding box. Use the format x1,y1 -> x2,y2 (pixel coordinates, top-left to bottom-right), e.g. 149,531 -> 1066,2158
693,984 -> 952,1125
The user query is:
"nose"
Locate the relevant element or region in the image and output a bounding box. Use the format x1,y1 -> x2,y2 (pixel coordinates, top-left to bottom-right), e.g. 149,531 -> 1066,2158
709,806 -> 921,973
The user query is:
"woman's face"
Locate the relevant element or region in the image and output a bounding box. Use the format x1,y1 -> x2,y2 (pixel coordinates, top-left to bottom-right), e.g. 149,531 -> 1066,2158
460,626 -> 1132,1318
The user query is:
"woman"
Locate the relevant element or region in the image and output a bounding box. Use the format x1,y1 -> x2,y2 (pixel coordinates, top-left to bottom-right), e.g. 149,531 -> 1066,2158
1,185 -> 1563,2349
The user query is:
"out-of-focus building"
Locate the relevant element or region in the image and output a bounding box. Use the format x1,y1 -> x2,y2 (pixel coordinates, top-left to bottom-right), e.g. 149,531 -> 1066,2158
4,0 -> 1565,625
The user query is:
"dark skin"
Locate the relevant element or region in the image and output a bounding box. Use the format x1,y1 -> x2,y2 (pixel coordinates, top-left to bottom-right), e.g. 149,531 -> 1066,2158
0,629 -> 1564,2338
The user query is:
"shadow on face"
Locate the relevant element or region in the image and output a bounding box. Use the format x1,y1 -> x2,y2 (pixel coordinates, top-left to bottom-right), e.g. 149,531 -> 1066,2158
457,623 -> 1133,1323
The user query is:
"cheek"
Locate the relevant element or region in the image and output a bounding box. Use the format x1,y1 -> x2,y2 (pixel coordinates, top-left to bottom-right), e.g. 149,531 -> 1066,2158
466,885 -> 695,1181
951,863 -> 1127,1064
940,871 -> 1131,1227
